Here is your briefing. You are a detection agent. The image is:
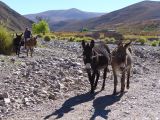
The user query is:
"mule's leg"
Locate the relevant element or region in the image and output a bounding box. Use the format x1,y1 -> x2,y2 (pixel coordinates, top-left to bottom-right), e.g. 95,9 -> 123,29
15,46 -> 18,55
30,48 -> 33,57
121,72 -> 125,93
113,69 -> 118,95
94,70 -> 100,90
17,46 -> 21,57
27,48 -> 29,57
30,48 -> 32,57
101,67 -> 107,91
87,71 -> 94,93
19,46 -> 21,55
24,39 -> 26,49
90,71 -> 97,93
127,68 -> 131,89
15,46 -> 19,55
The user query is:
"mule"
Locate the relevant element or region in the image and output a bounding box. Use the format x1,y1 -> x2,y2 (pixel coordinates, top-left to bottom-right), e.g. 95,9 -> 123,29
82,40 -> 111,93
111,42 -> 132,94
25,36 -> 37,57
13,33 -> 23,57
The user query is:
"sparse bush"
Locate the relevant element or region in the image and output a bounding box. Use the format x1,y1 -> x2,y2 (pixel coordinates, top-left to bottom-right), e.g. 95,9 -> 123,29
83,37 -> 93,41
68,37 -> 75,42
0,26 -> 13,55
44,36 -> 51,42
81,27 -> 89,32
104,37 -> 116,44
151,41 -> 158,47
100,36 -> 105,40
50,35 -> 56,39
75,38 -> 83,42
104,37 -> 110,43
137,38 -> 147,45
37,34 -> 43,38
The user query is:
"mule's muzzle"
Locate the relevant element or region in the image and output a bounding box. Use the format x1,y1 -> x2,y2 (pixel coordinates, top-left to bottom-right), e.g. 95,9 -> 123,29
85,63 -> 91,71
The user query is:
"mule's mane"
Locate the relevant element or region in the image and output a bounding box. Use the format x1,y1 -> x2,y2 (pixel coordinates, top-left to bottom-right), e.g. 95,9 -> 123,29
92,42 -> 110,57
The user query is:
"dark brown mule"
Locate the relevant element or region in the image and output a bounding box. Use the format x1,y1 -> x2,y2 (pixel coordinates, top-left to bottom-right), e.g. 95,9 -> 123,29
82,40 -> 111,93
111,42 -> 132,94
25,36 -> 37,57
13,33 -> 23,57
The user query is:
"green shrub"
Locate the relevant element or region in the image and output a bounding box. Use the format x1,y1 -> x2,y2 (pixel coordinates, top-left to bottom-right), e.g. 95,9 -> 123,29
82,37 -> 93,41
137,38 -> 147,45
50,35 -> 56,39
0,26 -> 13,55
37,34 -> 43,38
151,41 -> 158,47
158,41 -> 160,46
81,27 -> 89,32
75,38 -> 83,42
104,37 -> 116,44
44,36 -> 51,42
68,37 -> 75,42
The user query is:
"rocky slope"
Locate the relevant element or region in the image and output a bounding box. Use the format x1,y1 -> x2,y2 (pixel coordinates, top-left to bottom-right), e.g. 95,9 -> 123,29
0,39 -> 160,120
58,1 -> 160,32
0,1 -> 33,31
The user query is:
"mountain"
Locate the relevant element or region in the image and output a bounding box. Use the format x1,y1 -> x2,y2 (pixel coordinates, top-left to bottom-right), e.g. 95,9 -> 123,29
25,8 -> 104,22
0,1 -> 33,31
24,8 -> 105,31
57,1 -> 160,32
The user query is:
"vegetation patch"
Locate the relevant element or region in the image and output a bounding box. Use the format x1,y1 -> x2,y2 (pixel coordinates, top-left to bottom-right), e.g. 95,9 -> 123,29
150,40 -> 159,47
44,35 -> 51,42
32,20 -> 50,35
0,26 -> 13,55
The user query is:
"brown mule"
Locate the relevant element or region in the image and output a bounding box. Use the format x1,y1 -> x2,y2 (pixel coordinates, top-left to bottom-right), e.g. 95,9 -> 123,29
25,36 -> 37,57
111,42 -> 132,94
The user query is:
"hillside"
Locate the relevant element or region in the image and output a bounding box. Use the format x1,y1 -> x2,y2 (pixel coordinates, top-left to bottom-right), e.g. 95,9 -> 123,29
58,1 -> 160,32
24,8 -> 104,31
0,1 -> 33,31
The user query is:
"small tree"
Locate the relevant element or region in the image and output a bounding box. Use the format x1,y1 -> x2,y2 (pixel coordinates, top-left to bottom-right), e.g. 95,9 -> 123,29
32,20 -> 50,35
81,27 -> 89,32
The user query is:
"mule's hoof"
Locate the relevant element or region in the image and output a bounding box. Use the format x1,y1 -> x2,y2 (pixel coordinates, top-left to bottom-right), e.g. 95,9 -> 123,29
120,89 -> 124,93
90,90 -> 95,94
93,87 -> 97,90
101,87 -> 105,91
113,91 -> 116,95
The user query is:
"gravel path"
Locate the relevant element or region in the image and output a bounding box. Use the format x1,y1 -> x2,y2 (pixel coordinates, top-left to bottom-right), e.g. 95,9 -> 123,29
0,40 -> 160,120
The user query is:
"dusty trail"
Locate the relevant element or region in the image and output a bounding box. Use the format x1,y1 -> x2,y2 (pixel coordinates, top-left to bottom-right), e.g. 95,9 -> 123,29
0,41 -> 159,120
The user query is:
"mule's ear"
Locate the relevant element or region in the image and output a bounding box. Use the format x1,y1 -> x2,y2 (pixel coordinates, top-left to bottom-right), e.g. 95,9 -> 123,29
90,40 -> 94,48
124,41 -> 132,48
82,40 -> 85,49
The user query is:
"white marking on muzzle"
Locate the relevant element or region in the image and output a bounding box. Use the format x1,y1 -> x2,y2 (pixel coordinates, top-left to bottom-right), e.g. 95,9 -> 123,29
85,63 -> 91,70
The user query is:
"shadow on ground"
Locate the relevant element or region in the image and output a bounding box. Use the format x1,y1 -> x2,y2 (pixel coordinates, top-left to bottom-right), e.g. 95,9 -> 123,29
90,92 -> 124,120
44,92 -> 99,119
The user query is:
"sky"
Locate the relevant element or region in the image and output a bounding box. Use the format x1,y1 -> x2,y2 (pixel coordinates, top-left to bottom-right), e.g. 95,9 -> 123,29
1,0 -> 160,15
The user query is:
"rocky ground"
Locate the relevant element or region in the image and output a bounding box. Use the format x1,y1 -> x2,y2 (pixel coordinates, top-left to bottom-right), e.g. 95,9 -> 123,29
0,39 -> 160,120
